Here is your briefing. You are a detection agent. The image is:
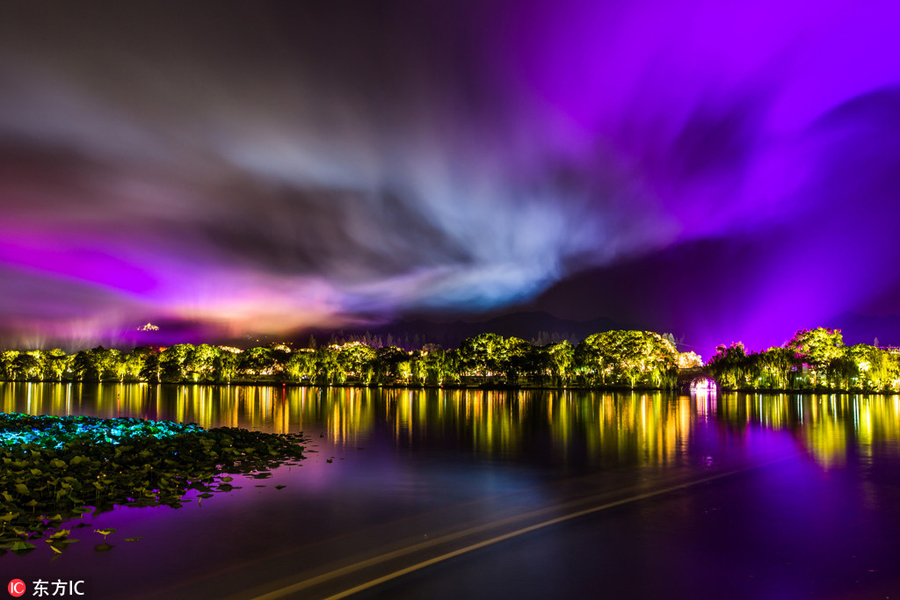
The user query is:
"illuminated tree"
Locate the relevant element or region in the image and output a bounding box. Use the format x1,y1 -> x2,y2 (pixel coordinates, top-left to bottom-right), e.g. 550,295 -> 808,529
72,349 -> 101,382
408,350 -> 426,385
504,337 -> 534,384
576,331 -> 677,388
756,347 -> 798,389
186,344 -> 220,382
0,351 -> 20,380
95,348 -> 126,382
239,346 -> 275,379
574,334 -> 611,386
213,350 -> 239,383
314,347 -> 344,385
458,333 -> 507,382
422,346 -> 449,385
284,350 -> 316,383
676,351 -> 703,369
707,342 -> 748,389
337,343 -> 376,383
374,346 -> 409,384
12,353 -> 41,381
159,344 -> 193,383
545,340 -> 574,386
846,343 -> 894,391
43,349 -> 71,381
787,327 -> 844,387
140,352 -> 161,383
396,359 -> 412,384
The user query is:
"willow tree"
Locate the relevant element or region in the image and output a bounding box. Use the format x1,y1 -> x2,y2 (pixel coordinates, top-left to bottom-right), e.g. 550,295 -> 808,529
422,346 -> 449,385
315,347 -> 344,385
284,350 -> 316,383
755,347 -> 797,389
707,342 -> 748,390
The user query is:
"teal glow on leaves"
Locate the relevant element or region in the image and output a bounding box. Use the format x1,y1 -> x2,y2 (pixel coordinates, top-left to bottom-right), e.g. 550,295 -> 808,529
0,413 -> 306,557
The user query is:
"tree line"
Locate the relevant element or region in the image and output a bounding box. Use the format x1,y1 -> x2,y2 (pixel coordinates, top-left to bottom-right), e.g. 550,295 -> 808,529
5,326 -> 893,391
0,330 -> 689,389
708,327 -> 900,392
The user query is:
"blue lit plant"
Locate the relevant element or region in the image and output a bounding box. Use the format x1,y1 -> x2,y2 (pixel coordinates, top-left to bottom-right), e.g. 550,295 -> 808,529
0,413 -> 305,556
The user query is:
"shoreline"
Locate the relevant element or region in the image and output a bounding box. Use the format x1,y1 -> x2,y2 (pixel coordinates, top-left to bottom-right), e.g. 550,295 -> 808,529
2,379 -> 899,396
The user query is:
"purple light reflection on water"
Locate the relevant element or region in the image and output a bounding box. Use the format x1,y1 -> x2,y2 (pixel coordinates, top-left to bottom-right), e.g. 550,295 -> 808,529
5,386 -> 900,598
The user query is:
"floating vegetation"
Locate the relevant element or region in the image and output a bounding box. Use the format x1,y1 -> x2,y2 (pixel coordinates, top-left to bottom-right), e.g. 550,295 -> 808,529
0,413 -> 305,555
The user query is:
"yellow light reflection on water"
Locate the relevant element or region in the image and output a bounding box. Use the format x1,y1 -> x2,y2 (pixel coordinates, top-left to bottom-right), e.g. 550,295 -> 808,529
4,383 -> 900,468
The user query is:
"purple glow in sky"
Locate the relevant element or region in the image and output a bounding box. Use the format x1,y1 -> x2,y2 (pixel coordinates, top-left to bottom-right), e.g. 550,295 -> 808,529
2,1 -> 900,355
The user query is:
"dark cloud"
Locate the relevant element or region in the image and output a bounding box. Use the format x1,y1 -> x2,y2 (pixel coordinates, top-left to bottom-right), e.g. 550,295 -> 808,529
3,1 -> 900,354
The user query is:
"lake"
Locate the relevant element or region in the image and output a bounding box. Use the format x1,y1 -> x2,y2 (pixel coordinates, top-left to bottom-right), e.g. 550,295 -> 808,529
4,383 -> 900,599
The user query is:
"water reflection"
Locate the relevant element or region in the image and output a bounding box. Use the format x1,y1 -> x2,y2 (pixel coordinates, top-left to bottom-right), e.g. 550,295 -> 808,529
714,392 -> 900,468
3,383 -> 900,469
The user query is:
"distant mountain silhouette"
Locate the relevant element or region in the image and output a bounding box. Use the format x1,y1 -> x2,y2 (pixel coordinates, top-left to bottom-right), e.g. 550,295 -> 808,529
296,311 -> 631,349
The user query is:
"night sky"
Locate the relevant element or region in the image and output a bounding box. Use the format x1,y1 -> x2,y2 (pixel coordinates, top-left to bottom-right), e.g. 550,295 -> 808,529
2,1 -> 900,357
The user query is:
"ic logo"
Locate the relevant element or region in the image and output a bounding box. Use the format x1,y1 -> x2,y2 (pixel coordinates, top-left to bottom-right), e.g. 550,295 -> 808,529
7,580 -> 25,598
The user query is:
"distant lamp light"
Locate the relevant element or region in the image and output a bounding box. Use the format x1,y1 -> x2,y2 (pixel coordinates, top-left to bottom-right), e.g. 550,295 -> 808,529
691,377 -> 716,394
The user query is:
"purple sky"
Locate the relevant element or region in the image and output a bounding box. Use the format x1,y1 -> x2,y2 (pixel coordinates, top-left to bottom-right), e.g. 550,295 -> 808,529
2,1 -> 900,357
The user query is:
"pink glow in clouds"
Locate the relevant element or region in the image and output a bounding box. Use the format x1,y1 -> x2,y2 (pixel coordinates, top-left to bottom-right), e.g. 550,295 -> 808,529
2,1 -> 900,352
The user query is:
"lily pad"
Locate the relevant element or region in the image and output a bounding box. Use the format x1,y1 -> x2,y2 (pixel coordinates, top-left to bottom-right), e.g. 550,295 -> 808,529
0,413 -> 306,556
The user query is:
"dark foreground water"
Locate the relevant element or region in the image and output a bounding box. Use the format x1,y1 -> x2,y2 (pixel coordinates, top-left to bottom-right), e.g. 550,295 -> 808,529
4,383 -> 900,599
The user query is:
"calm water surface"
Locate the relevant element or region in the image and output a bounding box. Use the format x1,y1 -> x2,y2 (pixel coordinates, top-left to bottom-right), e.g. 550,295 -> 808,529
4,383 -> 900,599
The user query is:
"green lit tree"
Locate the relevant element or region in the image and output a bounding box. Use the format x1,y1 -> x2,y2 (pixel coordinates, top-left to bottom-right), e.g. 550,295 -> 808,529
140,352 -> 161,383
124,346 -> 155,382
576,331 -> 677,388
756,347 -> 798,389
408,350 -> 426,386
422,346 -> 448,385
707,342 -> 748,390
186,344 -> 220,382
546,341 -> 575,387
43,349 -> 71,382
72,349 -> 101,382
787,327 -> 844,387
12,353 -> 41,381
504,337 -> 534,385
458,333 -> 507,382
93,347 -> 126,382
238,346 -> 275,380
314,347 -> 343,385
337,343 -> 376,383
213,350 -> 239,383
0,351 -> 20,380
374,346 -> 409,384
284,350 -> 316,383
159,344 -> 193,383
